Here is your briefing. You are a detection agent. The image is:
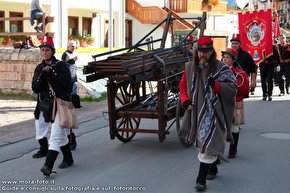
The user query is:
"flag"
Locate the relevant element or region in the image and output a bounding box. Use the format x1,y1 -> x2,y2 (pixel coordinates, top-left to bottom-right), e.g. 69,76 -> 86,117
238,9 -> 273,64
274,12 -> 280,38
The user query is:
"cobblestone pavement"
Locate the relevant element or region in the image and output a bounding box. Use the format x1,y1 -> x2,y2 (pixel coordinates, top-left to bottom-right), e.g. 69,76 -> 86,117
0,96 -> 108,145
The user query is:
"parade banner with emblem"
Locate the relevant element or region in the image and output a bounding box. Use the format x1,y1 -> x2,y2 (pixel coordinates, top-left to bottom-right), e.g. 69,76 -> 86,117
238,9 -> 272,64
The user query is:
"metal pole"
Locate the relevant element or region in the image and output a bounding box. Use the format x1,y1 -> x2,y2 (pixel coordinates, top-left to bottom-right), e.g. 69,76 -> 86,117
160,11 -> 172,48
109,0 -> 113,52
267,0 -> 271,10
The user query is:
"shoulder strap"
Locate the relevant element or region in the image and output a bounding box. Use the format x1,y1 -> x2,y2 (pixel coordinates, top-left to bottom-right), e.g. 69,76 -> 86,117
47,82 -> 56,121
47,82 -> 56,97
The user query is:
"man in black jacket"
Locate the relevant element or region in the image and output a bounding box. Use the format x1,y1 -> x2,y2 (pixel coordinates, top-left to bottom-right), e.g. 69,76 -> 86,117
277,34 -> 290,95
32,35 -> 74,176
259,43 -> 280,101
231,34 -> 257,97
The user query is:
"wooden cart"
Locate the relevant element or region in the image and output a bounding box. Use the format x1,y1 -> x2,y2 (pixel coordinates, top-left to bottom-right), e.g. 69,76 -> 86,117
83,12 -> 206,145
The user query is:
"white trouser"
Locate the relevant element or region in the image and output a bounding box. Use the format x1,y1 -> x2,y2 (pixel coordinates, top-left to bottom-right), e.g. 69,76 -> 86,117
35,111 -> 49,140
198,152 -> 217,164
35,111 -> 69,152
231,124 -> 240,133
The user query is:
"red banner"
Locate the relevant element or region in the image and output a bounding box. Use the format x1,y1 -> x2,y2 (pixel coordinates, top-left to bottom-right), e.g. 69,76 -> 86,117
274,12 -> 280,38
238,9 -> 272,64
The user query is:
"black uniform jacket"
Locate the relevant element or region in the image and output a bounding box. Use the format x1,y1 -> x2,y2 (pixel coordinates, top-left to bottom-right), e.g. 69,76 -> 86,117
278,44 -> 290,65
235,47 -> 257,76
260,45 -> 280,68
32,56 -> 71,121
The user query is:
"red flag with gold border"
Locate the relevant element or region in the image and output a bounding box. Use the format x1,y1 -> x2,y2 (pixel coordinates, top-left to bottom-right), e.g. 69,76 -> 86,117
238,9 -> 272,64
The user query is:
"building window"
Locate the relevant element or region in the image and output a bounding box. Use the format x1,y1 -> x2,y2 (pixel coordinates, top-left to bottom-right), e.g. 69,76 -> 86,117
68,16 -> 79,36
82,17 -> 92,36
0,11 -> 4,32
125,20 -> 132,47
9,12 -> 23,32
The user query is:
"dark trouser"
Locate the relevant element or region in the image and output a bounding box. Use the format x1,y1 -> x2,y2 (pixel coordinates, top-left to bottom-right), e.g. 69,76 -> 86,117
41,150 -> 59,176
60,143 -> 74,165
68,131 -> 77,150
277,64 -> 290,94
207,159 -> 218,180
228,132 -> 239,158
32,137 -> 48,158
274,69 -> 279,86
195,162 -> 210,191
260,65 -> 274,97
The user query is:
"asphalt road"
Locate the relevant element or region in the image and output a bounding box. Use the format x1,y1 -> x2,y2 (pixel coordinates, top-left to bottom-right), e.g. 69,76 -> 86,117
1,85 -> 290,193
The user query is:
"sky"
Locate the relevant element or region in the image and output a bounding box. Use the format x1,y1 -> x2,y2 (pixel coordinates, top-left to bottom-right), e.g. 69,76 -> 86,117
227,0 -> 236,7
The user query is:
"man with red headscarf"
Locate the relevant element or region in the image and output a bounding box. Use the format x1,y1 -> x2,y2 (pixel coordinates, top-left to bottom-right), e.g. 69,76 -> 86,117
179,36 -> 237,192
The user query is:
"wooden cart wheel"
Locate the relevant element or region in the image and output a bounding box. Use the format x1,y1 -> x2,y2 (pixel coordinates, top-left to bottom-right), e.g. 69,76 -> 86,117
176,97 -> 193,148
115,83 -> 140,105
116,117 -> 141,142
115,83 -> 141,142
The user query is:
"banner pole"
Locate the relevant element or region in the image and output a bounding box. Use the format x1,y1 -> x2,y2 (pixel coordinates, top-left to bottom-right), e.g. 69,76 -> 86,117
199,11 -> 207,37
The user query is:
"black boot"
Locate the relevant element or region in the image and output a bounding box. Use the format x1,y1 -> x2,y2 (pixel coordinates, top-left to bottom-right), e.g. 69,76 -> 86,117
32,137 -> 48,158
68,131 -> 77,151
207,160 -> 219,180
215,158 -> 221,165
40,150 -> 59,176
228,132 -> 239,159
58,143 -> 74,169
195,162 -> 210,192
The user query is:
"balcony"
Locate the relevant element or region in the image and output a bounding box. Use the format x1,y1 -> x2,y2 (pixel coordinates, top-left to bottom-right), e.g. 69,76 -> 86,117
169,0 -> 227,15
126,0 -> 191,29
